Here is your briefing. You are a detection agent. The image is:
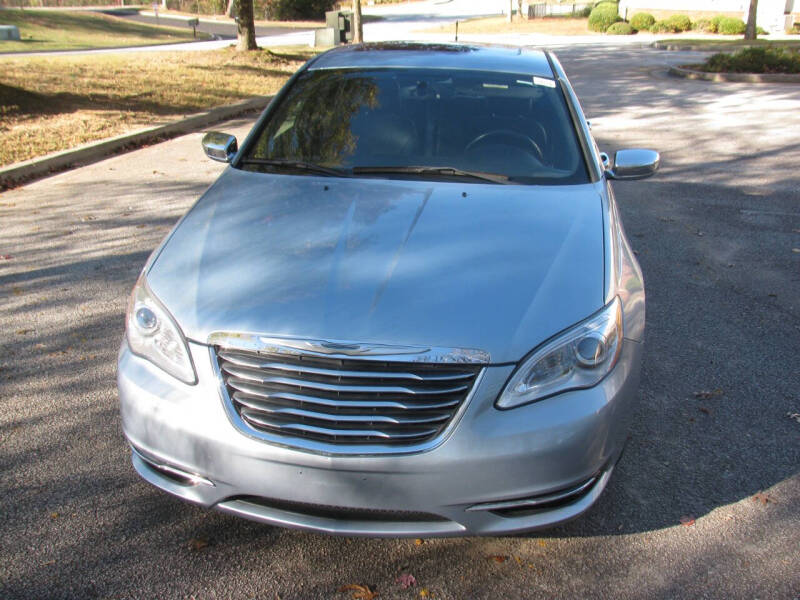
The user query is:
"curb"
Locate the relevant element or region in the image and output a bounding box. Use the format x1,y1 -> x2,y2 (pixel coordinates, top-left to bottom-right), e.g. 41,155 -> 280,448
0,95 -> 272,189
653,40 -> 800,52
668,65 -> 800,82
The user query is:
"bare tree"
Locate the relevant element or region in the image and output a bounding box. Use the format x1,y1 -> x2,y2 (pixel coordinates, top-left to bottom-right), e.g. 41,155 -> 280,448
517,0 -> 524,21
744,0 -> 758,40
236,0 -> 257,50
352,0 -> 363,43
225,0 -> 235,18
507,0 -> 513,23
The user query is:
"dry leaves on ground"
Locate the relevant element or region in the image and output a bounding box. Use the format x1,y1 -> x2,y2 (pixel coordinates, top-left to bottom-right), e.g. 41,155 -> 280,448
752,491 -> 773,505
694,389 -> 723,399
679,515 -> 696,527
339,584 -> 378,600
187,537 -> 209,551
397,574 -> 417,589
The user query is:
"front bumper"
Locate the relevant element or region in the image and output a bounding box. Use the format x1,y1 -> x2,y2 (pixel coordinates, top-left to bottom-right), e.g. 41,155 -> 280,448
117,338 -> 642,536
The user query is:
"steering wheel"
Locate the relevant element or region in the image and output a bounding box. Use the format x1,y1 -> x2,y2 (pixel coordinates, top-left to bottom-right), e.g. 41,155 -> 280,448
465,130 -> 545,163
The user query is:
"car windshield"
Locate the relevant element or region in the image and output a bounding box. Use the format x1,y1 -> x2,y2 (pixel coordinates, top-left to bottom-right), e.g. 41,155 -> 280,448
241,67 -> 589,185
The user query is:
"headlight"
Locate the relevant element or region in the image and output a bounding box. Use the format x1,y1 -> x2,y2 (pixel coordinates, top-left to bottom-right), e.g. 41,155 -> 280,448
496,297 -> 622,409
125,274 -> 197,384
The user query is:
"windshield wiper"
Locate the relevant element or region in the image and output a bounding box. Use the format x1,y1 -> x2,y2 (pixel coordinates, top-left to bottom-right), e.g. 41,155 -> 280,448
351,166 -> 510,185
240,158 -> 349,178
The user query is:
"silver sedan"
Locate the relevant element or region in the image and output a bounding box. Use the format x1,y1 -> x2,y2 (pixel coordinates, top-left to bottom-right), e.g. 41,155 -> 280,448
117,42 -> 659,536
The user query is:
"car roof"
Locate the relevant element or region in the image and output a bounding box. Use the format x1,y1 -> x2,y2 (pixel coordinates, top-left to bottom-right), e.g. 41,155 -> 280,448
307,42 -> 555,78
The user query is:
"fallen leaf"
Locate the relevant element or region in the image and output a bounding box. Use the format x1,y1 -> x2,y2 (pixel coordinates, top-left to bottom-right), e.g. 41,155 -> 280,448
50,512 -> 59,519
490,555 -> 508,563
787,412 -> 800,424
792,248 -> 800,253
188,537 -> 208,551
15,329 -> 33,335
752,491 -> 772,505
396,573 -> 416,589
679,515 -> 695,527
339,584 -> 378,600
0,254 -> 13,260
414,538 -> 424,546
698,407 -> 711,415
419,589 -> 430,598
537,540 -> 546,547
693,389 -> 723,400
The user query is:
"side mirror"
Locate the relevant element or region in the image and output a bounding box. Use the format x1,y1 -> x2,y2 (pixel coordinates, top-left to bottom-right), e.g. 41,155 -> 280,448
607,149 -> 660,180
202,132 -> 238,163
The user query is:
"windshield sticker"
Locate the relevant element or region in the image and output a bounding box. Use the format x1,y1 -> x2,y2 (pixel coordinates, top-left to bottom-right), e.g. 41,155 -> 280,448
515,79 -> 534,86
482,83 -> 509,89
533,76 -> 556,89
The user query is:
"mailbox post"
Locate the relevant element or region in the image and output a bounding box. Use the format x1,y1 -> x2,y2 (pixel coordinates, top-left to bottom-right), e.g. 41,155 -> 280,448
187,17 -> 199,38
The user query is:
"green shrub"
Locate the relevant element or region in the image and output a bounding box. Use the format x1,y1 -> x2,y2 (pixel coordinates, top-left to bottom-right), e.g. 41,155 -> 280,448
756,26 -> 767,35
664,14 -> 692,32
710,15 -> 725,31
705,46 -> 800,73
629,12 -> 655,32
649,20 -> 671,33
693,18 -> 715,32
265,0 -> 335,19
717,16 -> 746,34
588,3 -> 621,32
606,21 -> 634,34
580,6 -> 593,17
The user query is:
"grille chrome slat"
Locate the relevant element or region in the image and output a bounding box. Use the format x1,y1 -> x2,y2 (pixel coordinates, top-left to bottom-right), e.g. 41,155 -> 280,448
222,366 -> 469,396
231,390 -> 461,411
214,343 -> 482,450
234,395 -> 452,425
240,410 -> 439,440
218,350 -> 473,382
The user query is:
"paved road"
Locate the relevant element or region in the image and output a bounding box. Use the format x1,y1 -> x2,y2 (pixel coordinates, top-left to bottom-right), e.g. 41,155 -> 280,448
1,44 -> 798,599
108,11 -> 311,40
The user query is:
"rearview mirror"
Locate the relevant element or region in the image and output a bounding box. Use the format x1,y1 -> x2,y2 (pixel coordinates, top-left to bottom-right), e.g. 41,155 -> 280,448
607,149 -> 660,180
202,132 -> 238,163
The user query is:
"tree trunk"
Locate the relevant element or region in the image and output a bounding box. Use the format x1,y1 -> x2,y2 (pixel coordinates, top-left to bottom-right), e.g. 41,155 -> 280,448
236,0 -> 257,50
744,0 -> 758,40
225,0 -> 234,18
507,0 -> 513,22
352,0 -> 363,43
517,0 -> 524,21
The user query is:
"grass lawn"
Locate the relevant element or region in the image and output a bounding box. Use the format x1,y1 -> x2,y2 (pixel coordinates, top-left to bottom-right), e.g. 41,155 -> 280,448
423,15 -> 596,36
658,38 -> 800,50
0,46 -> 318,167
0,9 -> 212,53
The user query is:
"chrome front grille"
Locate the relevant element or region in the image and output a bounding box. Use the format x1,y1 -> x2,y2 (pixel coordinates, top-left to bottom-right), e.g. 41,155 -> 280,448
214,344 -> 483,450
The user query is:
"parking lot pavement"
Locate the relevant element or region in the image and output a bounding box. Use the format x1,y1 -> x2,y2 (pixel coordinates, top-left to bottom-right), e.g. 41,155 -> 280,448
1,46 -> 798,600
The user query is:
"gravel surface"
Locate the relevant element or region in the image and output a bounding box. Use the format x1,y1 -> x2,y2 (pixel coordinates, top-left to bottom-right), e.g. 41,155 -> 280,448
0,45 -> 798,600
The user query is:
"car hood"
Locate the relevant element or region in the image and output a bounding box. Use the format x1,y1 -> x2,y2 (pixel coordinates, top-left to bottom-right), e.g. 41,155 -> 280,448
147,168 -> 605,364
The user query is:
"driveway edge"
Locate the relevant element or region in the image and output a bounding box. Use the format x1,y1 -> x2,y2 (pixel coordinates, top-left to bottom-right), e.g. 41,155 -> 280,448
0,95 -> 272,190
668,65 -> 800,83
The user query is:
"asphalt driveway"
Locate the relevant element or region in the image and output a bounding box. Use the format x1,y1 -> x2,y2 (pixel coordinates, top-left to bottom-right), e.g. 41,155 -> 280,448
0,44 -> 798,599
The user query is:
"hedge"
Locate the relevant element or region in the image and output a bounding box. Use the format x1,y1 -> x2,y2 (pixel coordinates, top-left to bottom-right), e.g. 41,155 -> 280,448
607,21 -> 634,35
588,2 -> 621,32
629,12 -> 655,32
